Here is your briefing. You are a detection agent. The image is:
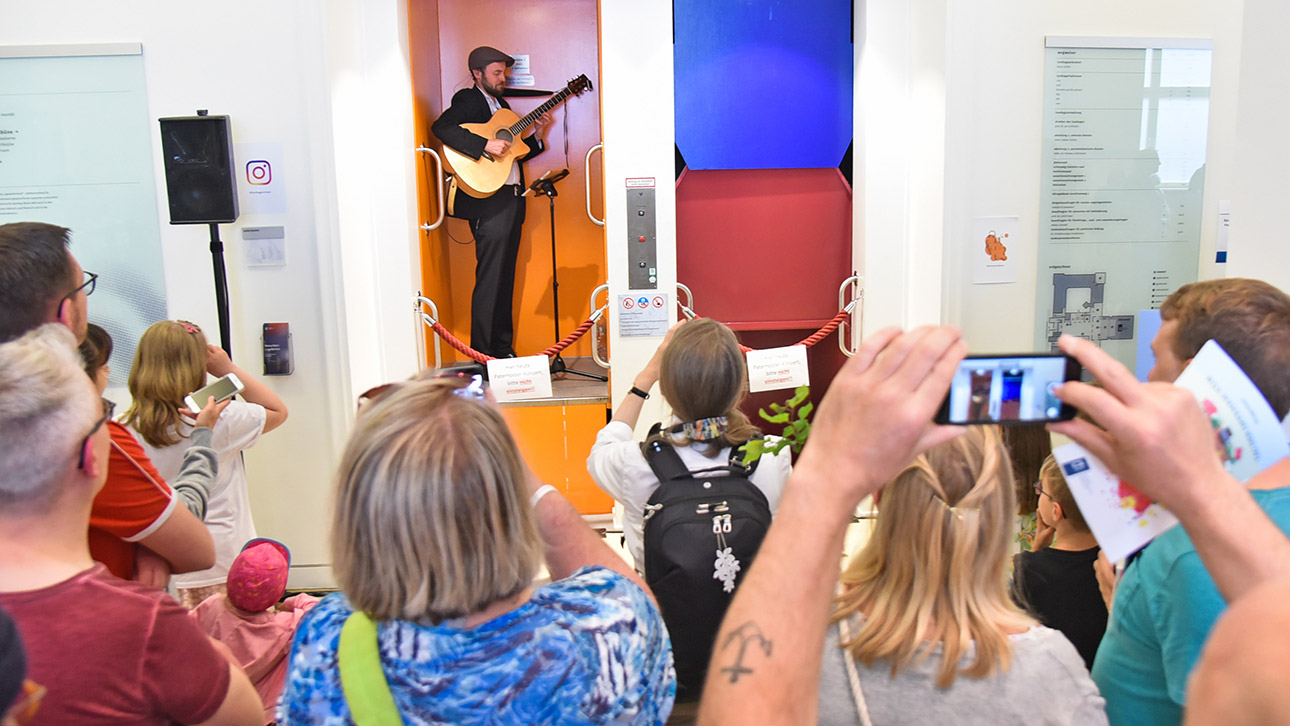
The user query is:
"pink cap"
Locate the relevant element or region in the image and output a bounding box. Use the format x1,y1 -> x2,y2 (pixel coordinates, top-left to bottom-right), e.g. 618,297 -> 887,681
226,538 -> 290,612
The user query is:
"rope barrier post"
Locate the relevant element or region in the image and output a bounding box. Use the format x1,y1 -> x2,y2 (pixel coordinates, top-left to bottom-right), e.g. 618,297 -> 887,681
589,283 -> 610,369
414,295 -> 443,370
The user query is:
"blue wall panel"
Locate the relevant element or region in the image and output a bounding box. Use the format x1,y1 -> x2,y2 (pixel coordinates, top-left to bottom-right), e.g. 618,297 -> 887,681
674,0 -> 853,170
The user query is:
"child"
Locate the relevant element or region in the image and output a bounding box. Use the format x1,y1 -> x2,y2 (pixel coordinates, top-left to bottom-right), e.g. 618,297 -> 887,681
122,320 -> 288,607
1011,454 -> 1108,670
191,539 -> 318,725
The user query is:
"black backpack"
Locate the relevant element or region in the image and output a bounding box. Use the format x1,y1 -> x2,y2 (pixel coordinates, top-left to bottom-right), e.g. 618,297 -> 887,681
641,432 -> 772,702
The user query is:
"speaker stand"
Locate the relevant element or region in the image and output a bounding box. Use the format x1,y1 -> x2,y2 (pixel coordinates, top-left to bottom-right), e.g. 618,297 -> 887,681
530,175 -> 606,382
209,223 -> 232,357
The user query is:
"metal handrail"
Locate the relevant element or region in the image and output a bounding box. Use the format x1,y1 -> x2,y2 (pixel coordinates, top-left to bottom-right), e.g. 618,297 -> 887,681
676,282 -> 696,319
414,295 -> 443,369
584,143 -> 604,227
416,146 -> 446,232
589,283 -> 609,368
837,275 -> 862,357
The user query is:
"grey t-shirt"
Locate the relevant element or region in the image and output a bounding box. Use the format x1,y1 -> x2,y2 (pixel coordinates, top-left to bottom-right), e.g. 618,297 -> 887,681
818,618 -> 1108,726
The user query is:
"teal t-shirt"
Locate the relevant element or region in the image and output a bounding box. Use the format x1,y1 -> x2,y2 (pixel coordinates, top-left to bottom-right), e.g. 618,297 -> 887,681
1091,486 -> 1290,725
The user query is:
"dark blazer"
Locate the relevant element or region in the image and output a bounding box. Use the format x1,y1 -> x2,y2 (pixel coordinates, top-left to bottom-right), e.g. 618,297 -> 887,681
432,86 -> 544,220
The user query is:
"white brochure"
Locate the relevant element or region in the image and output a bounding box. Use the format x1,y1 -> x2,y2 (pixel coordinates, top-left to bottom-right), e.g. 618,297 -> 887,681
1055,339 -> 1290,561
746,345 -> 809,393
486,356 -> 553,402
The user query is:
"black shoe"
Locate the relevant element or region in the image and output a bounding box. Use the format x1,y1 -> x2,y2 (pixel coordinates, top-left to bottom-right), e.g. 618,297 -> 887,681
496,349 -> 518,359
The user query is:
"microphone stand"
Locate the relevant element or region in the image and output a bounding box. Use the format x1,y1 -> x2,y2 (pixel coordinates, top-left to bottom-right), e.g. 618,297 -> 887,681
528,170 -> 606,382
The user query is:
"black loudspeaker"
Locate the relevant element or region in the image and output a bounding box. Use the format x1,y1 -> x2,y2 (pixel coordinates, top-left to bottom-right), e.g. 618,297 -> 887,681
158,115 -> 239,224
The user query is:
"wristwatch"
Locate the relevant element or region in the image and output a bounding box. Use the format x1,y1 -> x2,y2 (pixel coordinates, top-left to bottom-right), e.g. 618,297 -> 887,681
629,386 -> 650,400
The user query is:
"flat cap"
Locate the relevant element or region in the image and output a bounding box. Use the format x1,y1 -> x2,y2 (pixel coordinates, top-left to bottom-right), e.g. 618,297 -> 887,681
468,46 -> 515,71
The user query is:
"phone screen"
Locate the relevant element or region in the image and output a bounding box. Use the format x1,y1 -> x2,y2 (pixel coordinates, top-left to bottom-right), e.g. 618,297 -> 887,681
937,354 -> 1079,425
191,375 -> 241,406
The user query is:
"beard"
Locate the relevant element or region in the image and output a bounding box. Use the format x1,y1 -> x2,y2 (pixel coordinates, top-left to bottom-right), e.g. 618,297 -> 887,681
481,77 -> 506,97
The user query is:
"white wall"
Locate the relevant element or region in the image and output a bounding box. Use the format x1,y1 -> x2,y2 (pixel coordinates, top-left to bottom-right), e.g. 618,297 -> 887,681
1229,0 -> 1290,291
937,2 -> 1247,351
0,0 -> 422,588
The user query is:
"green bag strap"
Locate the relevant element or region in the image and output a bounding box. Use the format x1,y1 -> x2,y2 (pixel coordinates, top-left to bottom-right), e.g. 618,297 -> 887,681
338,611 -> 404,726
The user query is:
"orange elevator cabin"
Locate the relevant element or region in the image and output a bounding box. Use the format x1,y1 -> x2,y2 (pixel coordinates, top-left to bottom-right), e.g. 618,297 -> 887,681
408,0 -> 614,515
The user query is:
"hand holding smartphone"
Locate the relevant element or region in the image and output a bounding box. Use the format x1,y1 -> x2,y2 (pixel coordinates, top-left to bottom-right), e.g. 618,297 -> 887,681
184,373 -> 245,414
935,353 -> 1081,425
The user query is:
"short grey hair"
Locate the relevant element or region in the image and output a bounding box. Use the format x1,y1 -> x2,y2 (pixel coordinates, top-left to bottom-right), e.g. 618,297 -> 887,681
331,374 -> 542,622
0,324 -> 98,514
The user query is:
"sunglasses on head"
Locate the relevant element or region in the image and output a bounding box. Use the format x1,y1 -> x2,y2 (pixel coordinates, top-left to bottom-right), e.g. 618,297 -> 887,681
357,370 -> 488,411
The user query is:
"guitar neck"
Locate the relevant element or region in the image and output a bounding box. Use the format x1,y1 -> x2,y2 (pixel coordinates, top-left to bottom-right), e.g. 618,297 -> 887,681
507,86 -> 576,136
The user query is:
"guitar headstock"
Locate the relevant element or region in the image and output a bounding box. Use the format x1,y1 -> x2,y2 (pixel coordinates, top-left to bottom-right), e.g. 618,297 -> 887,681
567,74 -> 593,95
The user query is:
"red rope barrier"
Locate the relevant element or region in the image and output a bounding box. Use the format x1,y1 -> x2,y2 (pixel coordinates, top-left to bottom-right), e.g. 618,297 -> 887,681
541,317 -> 597,357
696,308 -> 851,353
427,315 -> 599,364
430,321 -> 493,363
424,300 -> 847,365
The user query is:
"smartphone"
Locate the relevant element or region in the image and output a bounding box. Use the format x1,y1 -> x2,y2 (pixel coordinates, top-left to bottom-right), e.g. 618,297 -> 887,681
262,322 -> 293,376
935,354 -> 1080,425
184,373 -> 245,414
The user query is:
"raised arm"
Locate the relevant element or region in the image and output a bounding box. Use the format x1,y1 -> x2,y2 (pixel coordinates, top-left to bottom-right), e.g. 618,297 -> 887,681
169,395 -> 230,519
528,469 -> 651,598
1050,334 -> 1290,602
206,345 -> 288,433
609,320 -> 679,429
697,326 -> 966,726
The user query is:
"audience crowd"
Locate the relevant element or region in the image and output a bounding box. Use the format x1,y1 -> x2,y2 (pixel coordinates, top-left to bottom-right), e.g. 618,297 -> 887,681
2,218 -> 1290,726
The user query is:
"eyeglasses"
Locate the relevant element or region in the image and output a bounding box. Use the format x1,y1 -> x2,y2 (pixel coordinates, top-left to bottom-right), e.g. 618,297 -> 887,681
357,370 -> 489,411
1033,479 -> 1052,499
77,397 -> 115,470
65,270 -> 98,300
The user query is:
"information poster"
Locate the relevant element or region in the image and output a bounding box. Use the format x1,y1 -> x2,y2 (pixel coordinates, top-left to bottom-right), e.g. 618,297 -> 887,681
1035,38 -> 1211,371
0,44 -> 167,385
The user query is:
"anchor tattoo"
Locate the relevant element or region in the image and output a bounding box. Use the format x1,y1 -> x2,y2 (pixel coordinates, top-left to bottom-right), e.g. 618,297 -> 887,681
719,621 -> 773,683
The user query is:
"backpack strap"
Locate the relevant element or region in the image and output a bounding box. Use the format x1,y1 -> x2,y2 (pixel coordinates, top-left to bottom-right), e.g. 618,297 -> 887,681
643,438 -> 692,484
338,611 -> 403,726
729,435 -> 765,476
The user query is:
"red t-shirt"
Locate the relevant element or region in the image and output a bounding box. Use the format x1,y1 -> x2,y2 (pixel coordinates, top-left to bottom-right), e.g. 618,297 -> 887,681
89,422 -> 176,579
0,565 -> 230,726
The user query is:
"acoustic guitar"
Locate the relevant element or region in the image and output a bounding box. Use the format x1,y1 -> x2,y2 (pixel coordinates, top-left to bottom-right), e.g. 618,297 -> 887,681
443,74 -> 593,199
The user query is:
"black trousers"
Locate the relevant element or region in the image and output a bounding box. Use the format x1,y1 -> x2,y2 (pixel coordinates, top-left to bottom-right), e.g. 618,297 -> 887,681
468,186 -> 525,357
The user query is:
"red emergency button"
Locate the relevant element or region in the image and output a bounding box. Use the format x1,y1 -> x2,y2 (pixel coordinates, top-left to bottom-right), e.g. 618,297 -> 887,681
638,236 -> 646,242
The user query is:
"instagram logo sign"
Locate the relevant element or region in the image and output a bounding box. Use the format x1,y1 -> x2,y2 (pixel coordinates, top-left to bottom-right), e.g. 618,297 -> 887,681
246,160 -> 272,185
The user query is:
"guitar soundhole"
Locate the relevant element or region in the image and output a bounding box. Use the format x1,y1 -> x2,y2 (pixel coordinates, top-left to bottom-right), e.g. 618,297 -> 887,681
495,129 -> 514,143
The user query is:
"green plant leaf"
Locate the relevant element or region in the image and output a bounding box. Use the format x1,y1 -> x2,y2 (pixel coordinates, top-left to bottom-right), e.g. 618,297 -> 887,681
762,410 -> 790,424
787,386 -> 810,408
798,402 -> 814,420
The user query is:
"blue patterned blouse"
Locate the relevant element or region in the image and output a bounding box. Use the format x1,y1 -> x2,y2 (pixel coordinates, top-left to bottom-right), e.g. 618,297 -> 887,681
277,566 -> 676,725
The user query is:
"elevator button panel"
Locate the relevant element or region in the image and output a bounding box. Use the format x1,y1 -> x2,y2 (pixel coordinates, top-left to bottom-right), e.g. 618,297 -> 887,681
627,188 -> 657,289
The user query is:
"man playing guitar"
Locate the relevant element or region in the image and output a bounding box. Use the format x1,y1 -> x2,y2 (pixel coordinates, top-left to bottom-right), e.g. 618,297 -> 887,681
432,46 -> 552,360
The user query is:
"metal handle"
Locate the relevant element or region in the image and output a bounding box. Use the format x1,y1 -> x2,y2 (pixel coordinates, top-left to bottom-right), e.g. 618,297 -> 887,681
589,283 -> 609,368
414,295 -> 443,369
584,143 -> 604,227
676,282 -> 696,319
838,275 -> 862,357
416,146 -> 446,232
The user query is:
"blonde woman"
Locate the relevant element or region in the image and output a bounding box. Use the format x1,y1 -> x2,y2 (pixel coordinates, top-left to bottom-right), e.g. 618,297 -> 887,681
279,372 -> 675,725
818,426 -> 1106,725
122,320 -> 288,606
